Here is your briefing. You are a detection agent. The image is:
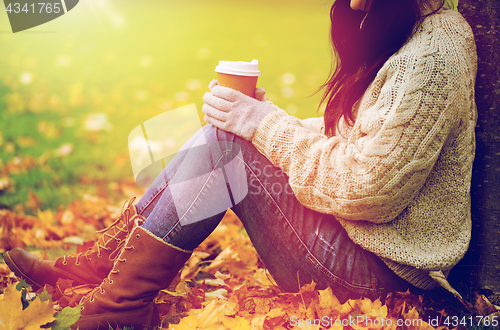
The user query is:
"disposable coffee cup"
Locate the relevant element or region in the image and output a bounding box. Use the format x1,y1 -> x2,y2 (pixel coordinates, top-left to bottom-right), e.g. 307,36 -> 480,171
215,59 -> 261,98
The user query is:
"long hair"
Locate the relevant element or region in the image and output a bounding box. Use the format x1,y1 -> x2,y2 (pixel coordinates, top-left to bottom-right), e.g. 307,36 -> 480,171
321,0 -> 444,136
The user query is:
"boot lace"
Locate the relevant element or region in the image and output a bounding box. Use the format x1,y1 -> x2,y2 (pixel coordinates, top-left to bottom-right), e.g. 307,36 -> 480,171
63,197 -> 137,267
85,244 -> 135,305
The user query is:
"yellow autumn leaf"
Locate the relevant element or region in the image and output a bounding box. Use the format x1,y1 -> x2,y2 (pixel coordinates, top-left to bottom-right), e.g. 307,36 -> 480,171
0,283 -> 22,328
339,298 -> 355,316
359,297 -> 388,318
196,299 -> 226,329
329,323 -> 344,330
0,176 -> 12,191
169,311 -> 199,330
204,247 -> 235,272
0,283 -> 55,329
14,296 -> 55,330
317,286 -> 343,316
250,315 -> 266,330
204,288 -> 228,302
402,307 -> 435,330
292,319 -> 321,330
37,208 -> 55,225
214,271 -> 230,281
181,251 -> 211,280
221,315 -> 251,330
252,268 -> 275,287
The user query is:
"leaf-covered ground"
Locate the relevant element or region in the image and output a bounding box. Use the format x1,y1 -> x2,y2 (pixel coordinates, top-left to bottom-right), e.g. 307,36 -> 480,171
1,190 -> 499,329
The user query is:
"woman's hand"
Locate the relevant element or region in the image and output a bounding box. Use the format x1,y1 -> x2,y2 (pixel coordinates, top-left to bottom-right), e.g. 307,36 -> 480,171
202,80 -> 276,141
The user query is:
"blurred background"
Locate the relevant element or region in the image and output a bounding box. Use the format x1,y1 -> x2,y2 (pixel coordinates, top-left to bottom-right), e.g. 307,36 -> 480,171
0,0 -> 332,211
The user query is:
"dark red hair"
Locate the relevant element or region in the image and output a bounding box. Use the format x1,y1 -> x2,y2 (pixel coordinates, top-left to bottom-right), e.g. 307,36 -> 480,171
321,0 -> 444,136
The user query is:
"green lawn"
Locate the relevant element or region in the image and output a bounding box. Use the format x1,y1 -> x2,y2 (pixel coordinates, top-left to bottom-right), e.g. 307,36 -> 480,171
0,0 -> 331,210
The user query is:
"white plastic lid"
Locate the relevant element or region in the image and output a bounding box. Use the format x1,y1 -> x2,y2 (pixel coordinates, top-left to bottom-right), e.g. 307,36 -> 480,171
215,59 -> 261,76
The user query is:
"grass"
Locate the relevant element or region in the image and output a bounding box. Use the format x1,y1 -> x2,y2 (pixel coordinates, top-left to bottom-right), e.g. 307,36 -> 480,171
0,0 -> 332,210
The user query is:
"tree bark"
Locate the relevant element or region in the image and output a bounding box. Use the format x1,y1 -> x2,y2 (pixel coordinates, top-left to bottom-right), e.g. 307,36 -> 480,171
450,0 -> 500,302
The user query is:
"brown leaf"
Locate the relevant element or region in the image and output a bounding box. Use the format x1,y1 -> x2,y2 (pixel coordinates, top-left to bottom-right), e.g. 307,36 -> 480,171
0,263 -> 19,290
475,293 -> 498,316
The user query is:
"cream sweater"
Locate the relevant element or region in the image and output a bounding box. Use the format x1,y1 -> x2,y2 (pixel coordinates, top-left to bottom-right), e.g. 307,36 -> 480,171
252,10 -> 477,289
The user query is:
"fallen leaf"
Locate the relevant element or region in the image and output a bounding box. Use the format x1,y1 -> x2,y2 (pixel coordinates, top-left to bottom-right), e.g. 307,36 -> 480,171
222,315 -> 251,330
196,299 -> 226,329
0,176 -> 12,191
50,306 -> 82,330
475,292 -> 498,316
54,143 -> 74,157
169,310 -> 199,330
205,288 -> 228,302
62,236 -> 85,245
0,283 -> 55,329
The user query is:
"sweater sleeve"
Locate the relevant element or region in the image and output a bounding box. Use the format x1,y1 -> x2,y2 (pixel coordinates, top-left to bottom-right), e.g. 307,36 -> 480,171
300,117 -> 325,133
252,51 -> 461,223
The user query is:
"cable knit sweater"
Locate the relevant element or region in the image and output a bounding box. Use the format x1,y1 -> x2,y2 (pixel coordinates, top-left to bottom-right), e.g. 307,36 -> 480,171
252,9 -> 477,289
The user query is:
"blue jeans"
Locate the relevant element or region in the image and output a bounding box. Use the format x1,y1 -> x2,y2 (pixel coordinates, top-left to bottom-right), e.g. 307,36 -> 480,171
135,125 -> 415,302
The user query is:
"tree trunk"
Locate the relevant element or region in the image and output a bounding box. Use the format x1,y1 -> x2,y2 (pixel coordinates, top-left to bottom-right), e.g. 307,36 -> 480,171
450,0 -> 500,303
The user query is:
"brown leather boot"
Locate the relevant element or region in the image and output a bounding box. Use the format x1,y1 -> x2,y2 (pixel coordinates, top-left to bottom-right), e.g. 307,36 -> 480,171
72,226 -> 192,330
3,198 -> 145,290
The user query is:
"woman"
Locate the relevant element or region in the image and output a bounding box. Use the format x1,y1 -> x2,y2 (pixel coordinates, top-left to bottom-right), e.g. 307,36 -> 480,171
4,0 -> 477,328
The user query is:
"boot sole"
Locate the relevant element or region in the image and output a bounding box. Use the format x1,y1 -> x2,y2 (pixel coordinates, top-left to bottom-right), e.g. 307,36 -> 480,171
72,302 -> 160,330
3,250 -> 44,290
